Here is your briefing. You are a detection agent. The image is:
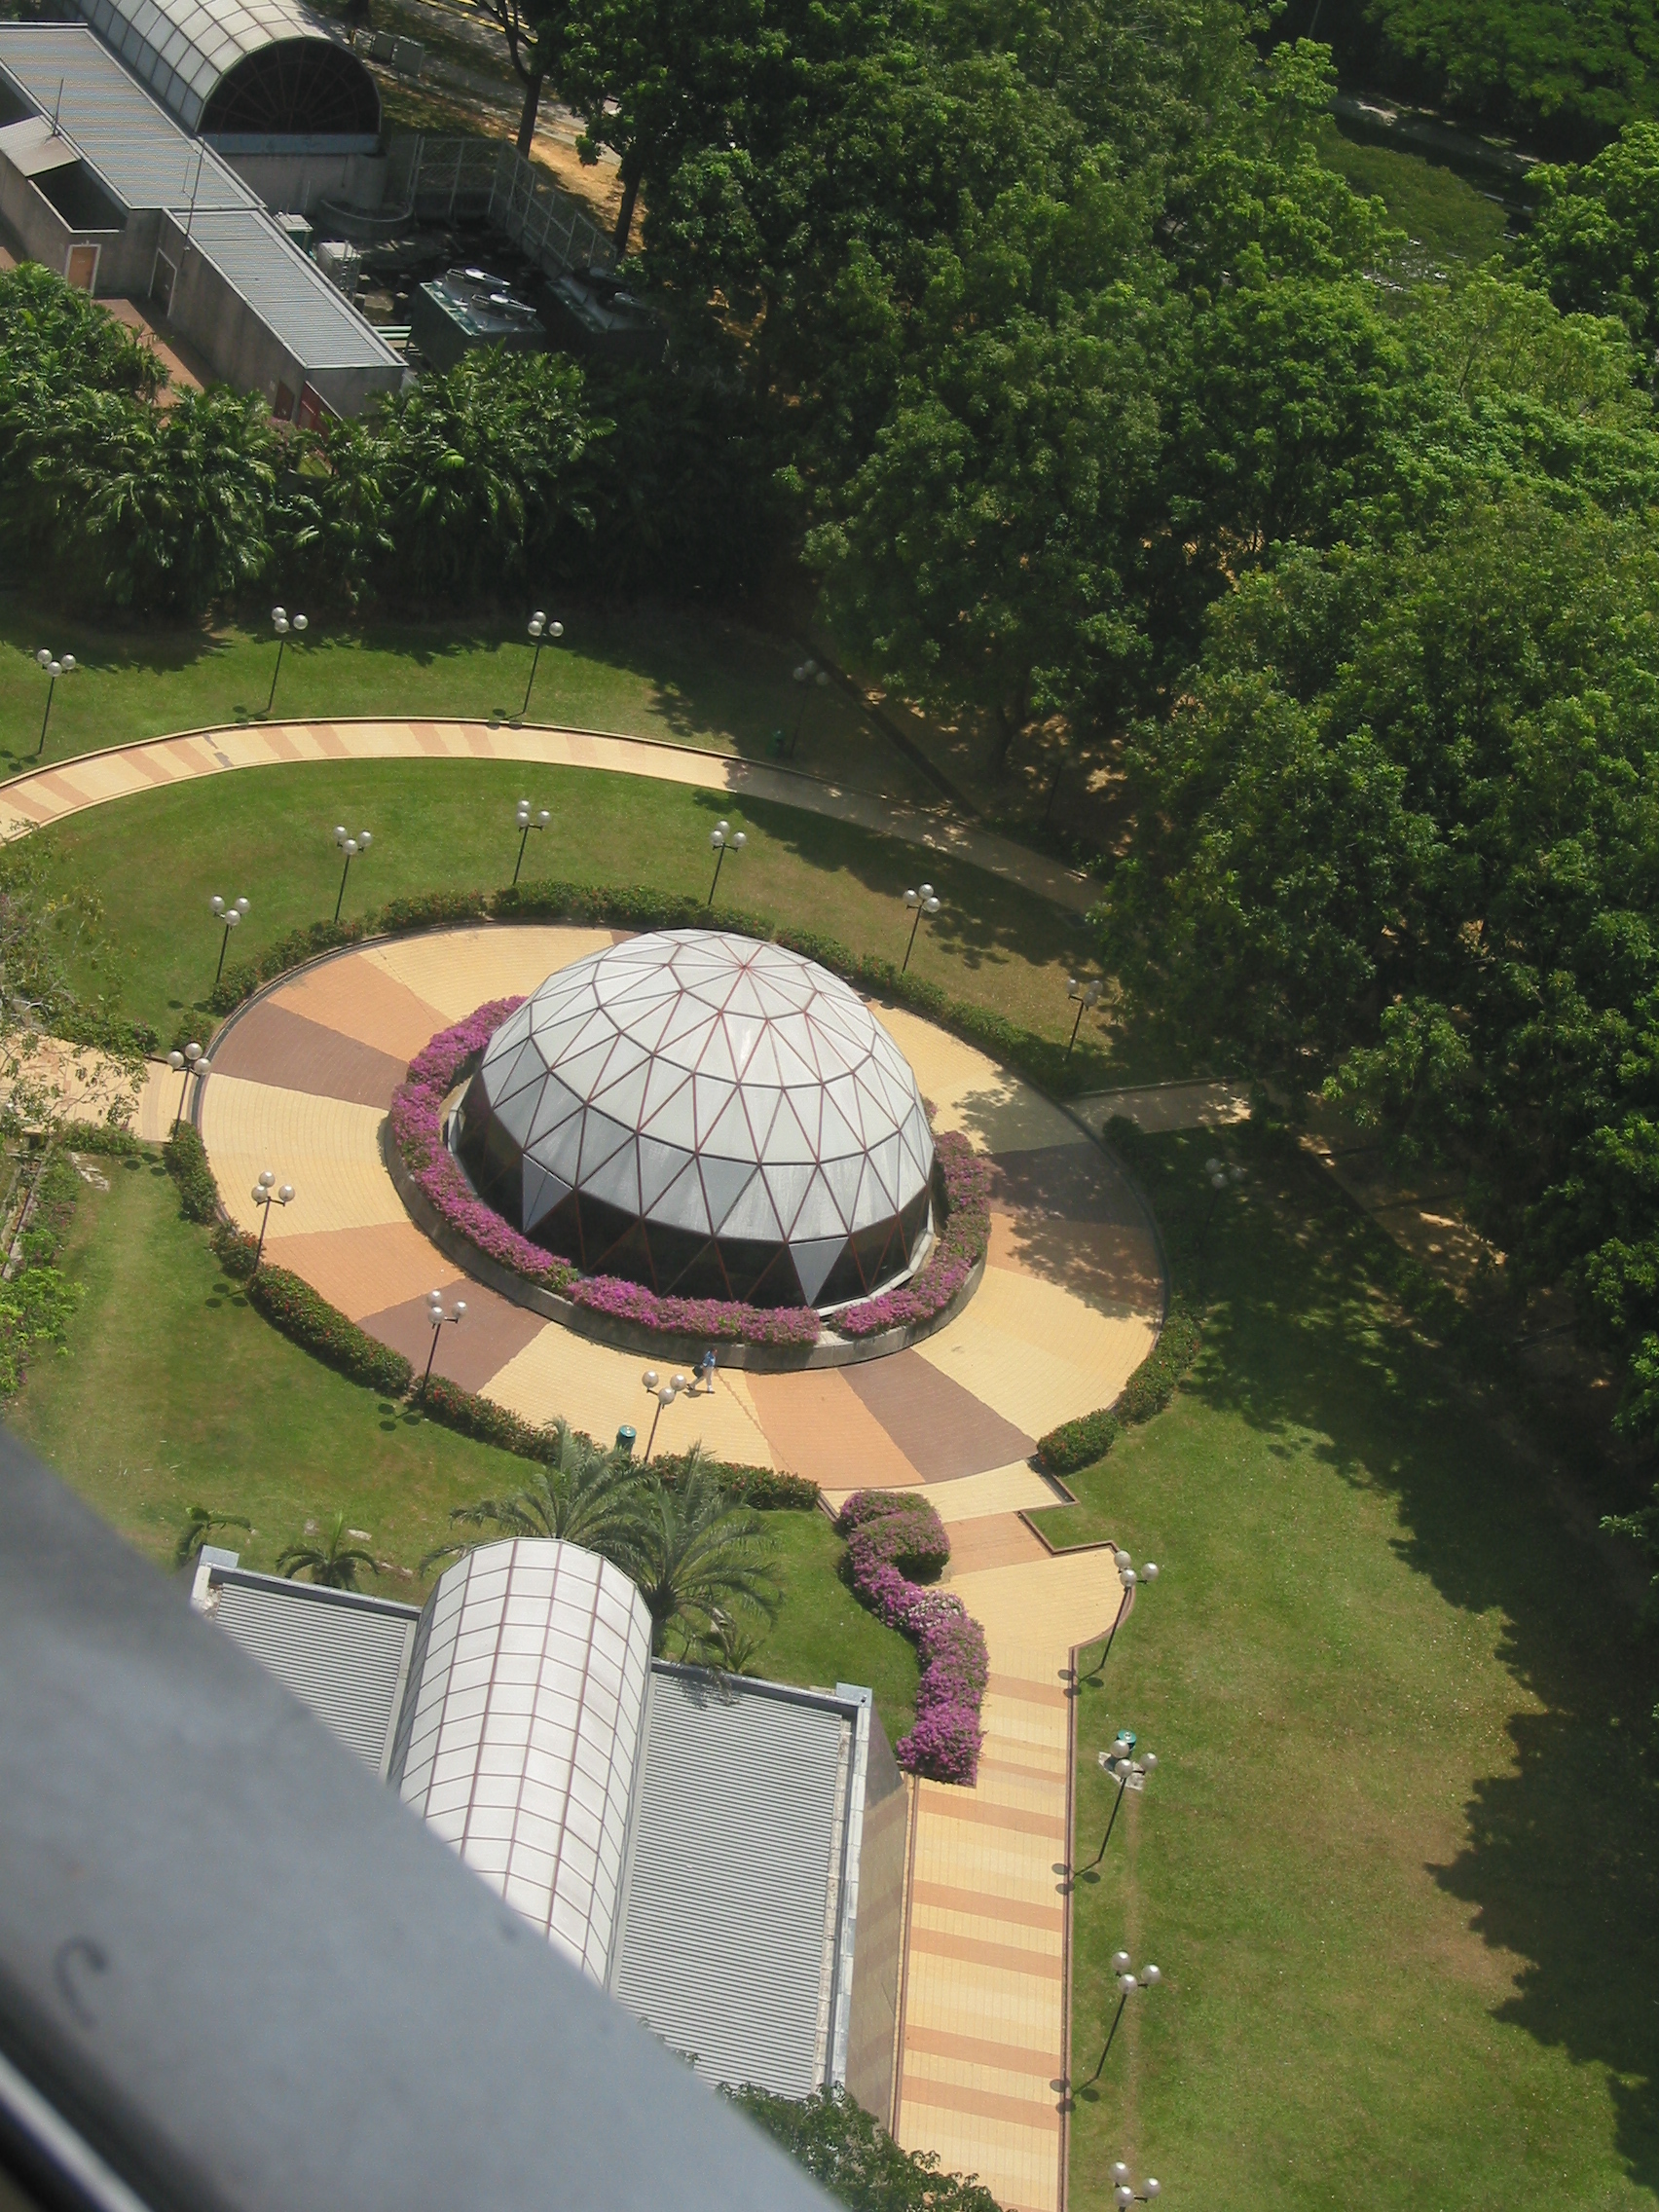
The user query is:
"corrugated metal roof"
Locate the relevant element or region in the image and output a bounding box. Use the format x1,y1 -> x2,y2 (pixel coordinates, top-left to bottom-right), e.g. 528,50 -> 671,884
0,25 -> 254,209
184,204 -> 401,367
211,1570 -> 417,1771
611,1670 -> 855,2098
0,27 -> 399,371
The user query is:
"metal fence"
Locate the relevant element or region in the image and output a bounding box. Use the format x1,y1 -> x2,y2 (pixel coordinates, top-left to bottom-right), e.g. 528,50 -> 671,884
379,134 -> 614,274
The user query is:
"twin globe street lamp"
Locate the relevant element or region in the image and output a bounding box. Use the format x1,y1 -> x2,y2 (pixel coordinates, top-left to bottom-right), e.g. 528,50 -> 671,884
333,825 -> 372,921
167,1041 -> 203,1125
1111,2162 -> 1162,2205
522,611 -> 564,719
707,821 -> 746,906
1080,1550 -> 1160,1682
642,1368 -> 687,1459
34,648 -> 75,756
513,799 -> 551,885
1083,1734 -> 1159,1868
1077,1951 -> 1162,2088
902,884 -> 940,973
209,895 -> 250,991
266,608 -> 307,716
791,657 -> 830,754
1067,976 -> 1103,1054
420,1290 -> 466,1396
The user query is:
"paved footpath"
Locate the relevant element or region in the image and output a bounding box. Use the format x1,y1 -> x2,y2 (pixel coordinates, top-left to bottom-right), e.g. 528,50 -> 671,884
13,721 -> 1144,2212
191,922 -> 1161,2212
0,717 -> 1100,914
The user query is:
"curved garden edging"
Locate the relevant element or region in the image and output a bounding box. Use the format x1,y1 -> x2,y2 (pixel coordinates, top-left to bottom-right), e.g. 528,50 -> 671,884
380,1107 -> 987,1372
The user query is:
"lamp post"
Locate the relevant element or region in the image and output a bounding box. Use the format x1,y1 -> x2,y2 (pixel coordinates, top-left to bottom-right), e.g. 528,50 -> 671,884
250,1168 -> 295,1270
707,822 -> 746,906
1079,1954 -> 1161,2087
902,884 -> 940,973
332,826 -> 372,922
1081,1552 -> 1160,1681
791,658 -> 830,756
208,895 -> 250,991
1110,2161 -> 1162,2205
521,611 -> 563,719
33,648 -> 75,756
641,1367 -> 686,1459
167,1041 -> 203,1125
1084,1737 -> 1159,1868
265,608 -> 307,717
1198,1157 -> 1246,1261
420,1289 -> 466,1397
512,799 -> 551,885
1066,976 -> 1103,1054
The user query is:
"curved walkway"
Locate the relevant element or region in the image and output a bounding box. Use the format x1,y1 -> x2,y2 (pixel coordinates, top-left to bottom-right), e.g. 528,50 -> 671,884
196,921 -> 1162,2212
0,717 -> 1099,914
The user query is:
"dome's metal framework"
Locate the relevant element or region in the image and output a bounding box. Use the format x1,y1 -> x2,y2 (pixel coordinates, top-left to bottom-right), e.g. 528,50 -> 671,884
455,932 -> 936,1310
75,0 -> 379,139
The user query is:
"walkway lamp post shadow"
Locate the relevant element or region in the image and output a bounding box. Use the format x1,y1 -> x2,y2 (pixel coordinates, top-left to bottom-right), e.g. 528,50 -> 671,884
707,822 -> 746,906
420,1290 -> 465,1397
250,1169 -> 295,1270
902,885 -> 940,973
1066,976 -> 1103,1055
1084,1738 -> 1158,1868
1079,1954 -> 1161,2088
791,658 -> 829,756
512,799 -> 551,885
1198,1157 -> 1246,1272
1080,1553 -> 1159,1681
332,826 -> 372,922
521,611 -> 562,719
265,608 -> 306,717
167,1041 -> 203,1125
34,649 -> 75,756
641,1368 -> 685,1458
208,895 -> 250,992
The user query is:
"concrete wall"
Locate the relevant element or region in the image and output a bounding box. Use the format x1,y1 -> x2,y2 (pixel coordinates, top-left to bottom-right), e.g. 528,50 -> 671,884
844,1713 -> 909,2122
220,147 -> 387,218
0,152 -> 158,294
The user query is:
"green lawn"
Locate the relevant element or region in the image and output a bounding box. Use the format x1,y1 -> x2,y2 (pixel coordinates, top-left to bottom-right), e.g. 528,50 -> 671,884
8,1156 -> 920,1741
44,756 -> 1172,1086
1040,1126 -> 1659,2211
0,592 -> 933,802
1321,125 -> 1510,275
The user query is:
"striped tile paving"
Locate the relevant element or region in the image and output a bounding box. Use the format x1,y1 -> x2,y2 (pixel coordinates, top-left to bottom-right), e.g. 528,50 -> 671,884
176,920 -> 1156,2212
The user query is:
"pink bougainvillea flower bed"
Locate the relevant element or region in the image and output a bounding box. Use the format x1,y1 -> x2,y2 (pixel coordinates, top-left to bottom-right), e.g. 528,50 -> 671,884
837,1130 -> 991,1338
835,1490 -> 987,1784
390,1001 -> 821,1346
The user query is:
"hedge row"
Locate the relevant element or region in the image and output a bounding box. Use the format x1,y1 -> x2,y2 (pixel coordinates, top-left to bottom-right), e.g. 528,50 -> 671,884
419,1373 -> 551,1456
65,1124 -> 151,1160
1037,1297 -> 1202,1475
203,880 -> 1102,1100
651,1451 -> 819,1511
163,1121 -> 220,1224
244,1259 -> 415,1396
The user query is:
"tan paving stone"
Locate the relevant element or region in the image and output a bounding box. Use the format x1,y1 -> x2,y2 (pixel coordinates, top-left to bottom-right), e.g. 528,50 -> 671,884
926,1463 -> 1062,1523
199,1073 -> 403,1240
359,924 -> 615,1019
916,1263 -> 1158,1439
275,952 -> 451,1064
480,1324 -> 776,1464
942,1511 -> 1049,1576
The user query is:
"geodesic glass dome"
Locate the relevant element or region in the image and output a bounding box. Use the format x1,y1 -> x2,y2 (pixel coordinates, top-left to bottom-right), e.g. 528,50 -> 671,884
453,931 -> 936,1309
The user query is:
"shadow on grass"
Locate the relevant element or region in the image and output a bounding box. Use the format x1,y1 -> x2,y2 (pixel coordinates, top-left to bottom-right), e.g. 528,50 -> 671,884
1130,1121 -> 1659,2194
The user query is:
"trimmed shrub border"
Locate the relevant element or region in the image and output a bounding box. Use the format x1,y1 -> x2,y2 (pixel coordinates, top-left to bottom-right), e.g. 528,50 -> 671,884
835,1490 -> 987,1785
384,995 -> 994,1363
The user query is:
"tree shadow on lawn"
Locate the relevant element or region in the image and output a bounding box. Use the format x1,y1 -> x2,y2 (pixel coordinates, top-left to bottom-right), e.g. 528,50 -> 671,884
1141,1123 -> 1659,2194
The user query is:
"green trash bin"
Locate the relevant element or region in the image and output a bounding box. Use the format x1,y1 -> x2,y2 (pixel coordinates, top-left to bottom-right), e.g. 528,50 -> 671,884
615,1423 -> 638,1458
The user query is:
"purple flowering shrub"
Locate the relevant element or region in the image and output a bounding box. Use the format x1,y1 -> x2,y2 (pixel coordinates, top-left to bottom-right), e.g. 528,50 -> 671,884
837,1131 -> 993,1338
836,1490 -> 987,1785
390,1002 -> 820,1343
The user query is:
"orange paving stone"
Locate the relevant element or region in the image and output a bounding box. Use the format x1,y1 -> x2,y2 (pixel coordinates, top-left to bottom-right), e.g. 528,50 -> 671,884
746,1367 -> 923,1491
277,953 -> 450,1064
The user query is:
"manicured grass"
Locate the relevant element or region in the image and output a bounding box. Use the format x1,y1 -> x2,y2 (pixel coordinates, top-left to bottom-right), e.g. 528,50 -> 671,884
1041,1127 -> 1659,2211
1321,125 -> 1510,274
44,757 -> 1172,1085
747,1508 -> 920,1750
9,1157 -> 920,1738
0,593 -> 933,802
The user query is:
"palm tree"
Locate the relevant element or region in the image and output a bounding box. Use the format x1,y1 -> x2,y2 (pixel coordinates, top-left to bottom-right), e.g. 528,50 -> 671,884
628,1448 -> 779,1658
276,1512 -> 378,1591
420,1419 -> 650,1574
173,1503 -> 251,1570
